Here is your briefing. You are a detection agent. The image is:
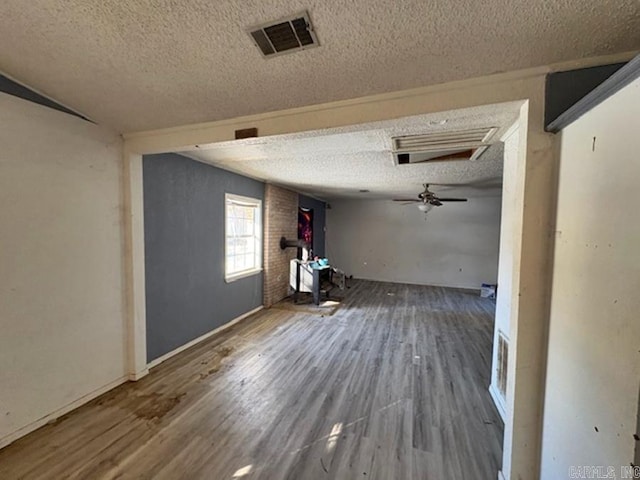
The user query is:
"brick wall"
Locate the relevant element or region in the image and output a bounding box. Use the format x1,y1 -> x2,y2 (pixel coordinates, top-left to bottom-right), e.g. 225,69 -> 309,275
263,184 -> 298,307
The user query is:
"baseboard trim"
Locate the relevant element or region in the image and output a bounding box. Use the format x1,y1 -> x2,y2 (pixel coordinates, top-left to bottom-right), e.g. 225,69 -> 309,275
0,375 -> 128,450
0,307 -> 265,451
353,276 -> 483,293
452,286 -> 483,295
489,382 -> 507,422
128,369 -> 149,381
147,306 -> 264,370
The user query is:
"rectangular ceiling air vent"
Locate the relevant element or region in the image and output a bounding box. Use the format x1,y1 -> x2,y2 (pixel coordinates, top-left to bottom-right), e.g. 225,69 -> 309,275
248,12 -> 319,58
393,127 -> 497,153
392,127 -> 497,165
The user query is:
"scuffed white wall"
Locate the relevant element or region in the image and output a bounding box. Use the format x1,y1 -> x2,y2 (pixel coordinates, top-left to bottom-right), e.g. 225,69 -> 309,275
0,93 -> 126,446
326,195 -> 501,289
540,78 -> 640,477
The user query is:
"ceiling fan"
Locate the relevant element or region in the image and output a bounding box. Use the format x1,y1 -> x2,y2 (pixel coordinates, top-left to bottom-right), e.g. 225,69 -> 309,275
393,184 -> 467,212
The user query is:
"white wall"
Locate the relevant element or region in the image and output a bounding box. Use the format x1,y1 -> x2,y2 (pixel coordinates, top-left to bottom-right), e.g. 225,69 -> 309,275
0,93 -> 126,447
540,78 -> 640,477
489,124 -> 519,419
326,195 -> 501,289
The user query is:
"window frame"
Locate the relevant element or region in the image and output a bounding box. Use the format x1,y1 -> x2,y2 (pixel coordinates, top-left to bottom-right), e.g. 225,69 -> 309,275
224,193 -> 263,283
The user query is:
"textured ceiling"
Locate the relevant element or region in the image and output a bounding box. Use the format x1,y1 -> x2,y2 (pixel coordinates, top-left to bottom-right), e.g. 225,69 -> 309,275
183,102 -> 520,200
1,0 -> 639,132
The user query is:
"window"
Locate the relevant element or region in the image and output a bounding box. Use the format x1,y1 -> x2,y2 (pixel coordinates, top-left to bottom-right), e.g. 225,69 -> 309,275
225,193 -> 262,282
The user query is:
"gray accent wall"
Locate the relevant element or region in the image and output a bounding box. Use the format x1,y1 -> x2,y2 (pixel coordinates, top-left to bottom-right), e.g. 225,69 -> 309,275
544,62 -> 625,131
299,194 -> 326,257
0,74 -> 92,122
143,153 -> 264,362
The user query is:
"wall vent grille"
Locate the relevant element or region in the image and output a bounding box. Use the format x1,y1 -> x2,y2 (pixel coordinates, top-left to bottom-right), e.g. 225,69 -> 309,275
393,127 -> 497,153
392,127 -> 496,165
497,332 -> 509,398
248,12 -> 319,58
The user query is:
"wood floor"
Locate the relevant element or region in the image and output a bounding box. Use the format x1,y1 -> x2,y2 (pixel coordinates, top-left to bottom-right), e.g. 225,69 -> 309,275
0,280 -> 503,479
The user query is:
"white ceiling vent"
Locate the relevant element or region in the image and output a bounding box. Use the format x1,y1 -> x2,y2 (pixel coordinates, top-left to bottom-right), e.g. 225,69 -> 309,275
392,127 -> 497,165
248,12 -> 319,58
393,127 -> 497,152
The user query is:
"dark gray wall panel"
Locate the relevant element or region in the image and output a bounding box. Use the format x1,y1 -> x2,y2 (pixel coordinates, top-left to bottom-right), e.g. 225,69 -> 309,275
545,56 -> 640,133
0,75 -> 92,122
143,153 -> 264,362
544,62 -> 625,132
299,194 -> 326,257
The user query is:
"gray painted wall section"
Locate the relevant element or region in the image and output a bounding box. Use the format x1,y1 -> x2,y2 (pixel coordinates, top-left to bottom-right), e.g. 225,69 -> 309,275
0,75 -> 92,122
143,153 -> 264,362
544,62 -> 625,131
299,194 -> 326,257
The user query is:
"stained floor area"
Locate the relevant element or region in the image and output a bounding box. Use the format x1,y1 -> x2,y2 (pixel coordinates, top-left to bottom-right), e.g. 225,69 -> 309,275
0,280 -> 503,479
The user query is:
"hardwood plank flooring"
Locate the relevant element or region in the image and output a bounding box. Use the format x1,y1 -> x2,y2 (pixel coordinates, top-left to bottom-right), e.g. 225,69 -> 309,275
0,280 -> 503,479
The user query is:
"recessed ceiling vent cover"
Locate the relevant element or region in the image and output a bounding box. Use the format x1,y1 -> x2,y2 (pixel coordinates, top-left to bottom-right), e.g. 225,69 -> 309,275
393,127 -> 497,152
392,127 -> 497,165
249,12 -> 319,58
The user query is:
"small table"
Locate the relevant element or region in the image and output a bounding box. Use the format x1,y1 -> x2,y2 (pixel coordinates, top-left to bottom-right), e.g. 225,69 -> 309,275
290,259 -> 332,305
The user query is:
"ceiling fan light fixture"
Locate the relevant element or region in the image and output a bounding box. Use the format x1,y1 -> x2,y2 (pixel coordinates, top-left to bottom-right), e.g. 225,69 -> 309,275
417,203 -> 433,213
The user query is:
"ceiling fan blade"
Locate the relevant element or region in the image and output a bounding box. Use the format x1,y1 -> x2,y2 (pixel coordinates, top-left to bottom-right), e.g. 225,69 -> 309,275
393,198 -> 419,202
436,197 -> 468,202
